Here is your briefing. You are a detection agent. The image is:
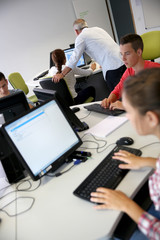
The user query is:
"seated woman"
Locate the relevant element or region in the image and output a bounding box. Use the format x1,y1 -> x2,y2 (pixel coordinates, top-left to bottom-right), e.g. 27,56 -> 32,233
90,68 -> 160,239
49,49 -> 96,104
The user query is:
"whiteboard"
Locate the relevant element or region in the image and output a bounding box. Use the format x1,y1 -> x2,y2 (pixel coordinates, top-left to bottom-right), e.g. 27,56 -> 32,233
72,0 -> 114,39
130,0 -> 160,34
141,0 -> 160,29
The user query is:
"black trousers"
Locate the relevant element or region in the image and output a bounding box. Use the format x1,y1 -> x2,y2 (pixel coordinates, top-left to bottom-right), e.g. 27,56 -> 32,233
105,65 -> 126,93
74,86 -> 95,104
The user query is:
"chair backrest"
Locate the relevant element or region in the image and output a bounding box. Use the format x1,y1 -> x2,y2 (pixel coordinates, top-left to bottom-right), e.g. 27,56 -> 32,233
39,78 -> 74,106
8,72 -> 29,95
141,31 -> 160,61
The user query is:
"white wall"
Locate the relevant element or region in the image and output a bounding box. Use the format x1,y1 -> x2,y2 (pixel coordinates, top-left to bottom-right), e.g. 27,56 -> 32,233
0,0 -> 113,83
130,0 -> 160,35
0,0 -> 77,81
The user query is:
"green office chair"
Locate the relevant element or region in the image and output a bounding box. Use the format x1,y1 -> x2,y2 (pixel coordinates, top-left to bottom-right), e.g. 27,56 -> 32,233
141,31 -> 160,61
39,78 -> 94,106
8,72 -> 38,103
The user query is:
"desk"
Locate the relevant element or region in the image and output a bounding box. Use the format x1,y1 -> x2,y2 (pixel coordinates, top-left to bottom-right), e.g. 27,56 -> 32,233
27,68 -> 110,101
1,103 -> 159,240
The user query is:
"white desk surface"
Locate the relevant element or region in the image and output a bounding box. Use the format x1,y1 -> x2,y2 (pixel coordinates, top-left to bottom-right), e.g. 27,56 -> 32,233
1,103 -> 159,240
27,65 -> 102,89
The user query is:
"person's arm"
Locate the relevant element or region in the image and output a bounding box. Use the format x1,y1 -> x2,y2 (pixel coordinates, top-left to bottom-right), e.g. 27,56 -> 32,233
101,69 -> 131,108
109,100 -> 124,110
112,150 -> 157,169
90,187 -> 145,223
52,66 -> 72,82
101,93 -> 117,108
91,188 -> 160,239
138,212 -> 160,239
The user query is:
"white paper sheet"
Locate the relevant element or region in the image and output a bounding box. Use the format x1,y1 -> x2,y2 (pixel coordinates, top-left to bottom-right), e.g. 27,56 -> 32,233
86,116 -> 128,138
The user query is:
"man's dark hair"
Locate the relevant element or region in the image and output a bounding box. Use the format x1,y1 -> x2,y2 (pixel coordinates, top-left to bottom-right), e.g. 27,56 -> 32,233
120,34 -> 143,52
0,72 -> 6,81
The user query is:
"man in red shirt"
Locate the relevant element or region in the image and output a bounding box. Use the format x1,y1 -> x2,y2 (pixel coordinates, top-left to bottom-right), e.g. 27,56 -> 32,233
101,33 -> 160,110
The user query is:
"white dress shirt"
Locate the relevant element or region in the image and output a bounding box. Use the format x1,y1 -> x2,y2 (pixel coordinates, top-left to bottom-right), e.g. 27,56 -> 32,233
48,65 -> 93,98
66,27 -> 123,79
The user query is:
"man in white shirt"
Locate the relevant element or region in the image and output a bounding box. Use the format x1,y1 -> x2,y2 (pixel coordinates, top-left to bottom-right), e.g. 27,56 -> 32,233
53,19 -> 126,92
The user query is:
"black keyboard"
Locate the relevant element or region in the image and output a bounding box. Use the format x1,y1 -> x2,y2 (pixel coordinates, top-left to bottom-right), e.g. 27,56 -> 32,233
84,103 -> 125,116
73,145 -> 142,202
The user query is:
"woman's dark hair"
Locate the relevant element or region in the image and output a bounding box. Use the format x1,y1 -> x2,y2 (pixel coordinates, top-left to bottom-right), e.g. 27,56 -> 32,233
123,68 -> 160,117
0,72 -> 6,81
120,33 -> 143,52
51,49 -> 66,73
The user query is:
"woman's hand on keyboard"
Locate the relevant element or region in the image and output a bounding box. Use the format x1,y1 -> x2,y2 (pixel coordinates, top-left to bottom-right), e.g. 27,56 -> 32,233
90,188 -> 131,211
112,150 -> 156,169
90,187 -> 144,223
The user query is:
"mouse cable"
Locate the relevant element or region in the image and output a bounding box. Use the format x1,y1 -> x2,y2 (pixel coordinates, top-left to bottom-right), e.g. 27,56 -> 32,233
0,178 -> 41,200
139,141 -> 160,151
0,196 -> 35,217
79,110 -> 91,120
47,160 -> 82,178
79,133 -> 108,153
16,178 -> 41,192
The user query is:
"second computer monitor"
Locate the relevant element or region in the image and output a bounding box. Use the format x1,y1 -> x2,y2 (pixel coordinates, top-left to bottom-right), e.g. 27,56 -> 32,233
49,47 -> 86,68
63,48 -> 85,68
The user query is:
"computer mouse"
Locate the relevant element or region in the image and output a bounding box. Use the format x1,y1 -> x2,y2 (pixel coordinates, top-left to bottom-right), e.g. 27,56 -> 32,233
116,137 -> 134,146
72,107 -> 80,113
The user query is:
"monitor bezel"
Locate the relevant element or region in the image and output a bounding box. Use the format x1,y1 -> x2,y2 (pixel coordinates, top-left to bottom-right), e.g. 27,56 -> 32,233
0,90 -> 30,122
1,98 -> 82,181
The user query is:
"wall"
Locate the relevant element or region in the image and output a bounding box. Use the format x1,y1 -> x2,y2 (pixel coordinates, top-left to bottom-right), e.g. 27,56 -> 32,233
0,0 -> 113,83
130,0 -> 160,35
0,0 -> 77,81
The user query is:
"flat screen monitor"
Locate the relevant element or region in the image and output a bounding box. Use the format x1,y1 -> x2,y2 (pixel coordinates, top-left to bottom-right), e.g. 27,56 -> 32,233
49,48 -> 86,68
1,98 -> 82,180
0,91 -> 30,123
0,91 -> 30,183
33,88 -> 89,132
64,48 -> 85,68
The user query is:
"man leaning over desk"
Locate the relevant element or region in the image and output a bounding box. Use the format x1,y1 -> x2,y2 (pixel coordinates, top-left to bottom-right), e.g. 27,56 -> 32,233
53,18 -> 126,91
101,33 -> 160,110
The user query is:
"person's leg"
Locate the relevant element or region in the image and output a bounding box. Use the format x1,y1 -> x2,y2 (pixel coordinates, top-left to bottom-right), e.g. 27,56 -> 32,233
74,86 -> 95,104
105,65 -> 126,92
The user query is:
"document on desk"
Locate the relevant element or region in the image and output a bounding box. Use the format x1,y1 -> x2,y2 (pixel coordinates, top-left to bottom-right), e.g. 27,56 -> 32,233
86,116 -> 128,137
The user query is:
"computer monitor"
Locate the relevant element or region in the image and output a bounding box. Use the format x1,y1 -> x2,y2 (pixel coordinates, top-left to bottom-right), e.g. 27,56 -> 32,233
49,47 -> 86,68
63,47 -> 85,68
1,98 -> 82,180
0,91 -> 30,183
0,91 -> 30,123
33,88 -> 89,132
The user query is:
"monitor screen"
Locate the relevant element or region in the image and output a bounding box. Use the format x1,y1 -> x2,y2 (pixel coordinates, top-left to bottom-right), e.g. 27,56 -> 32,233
33,88 -> 89,132
64,48 -> 85,68
0,91 -> 30,123
1,99 -> 82,180
49,48 -> 86,68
